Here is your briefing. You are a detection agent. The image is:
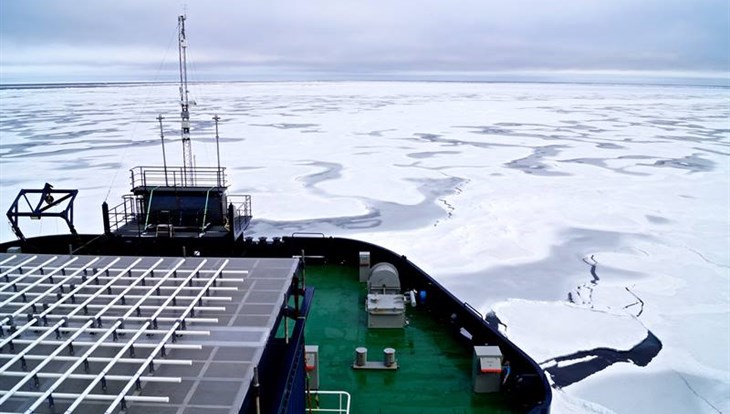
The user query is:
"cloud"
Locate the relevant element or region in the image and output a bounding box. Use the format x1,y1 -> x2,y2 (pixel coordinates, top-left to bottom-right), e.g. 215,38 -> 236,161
1,0 -> 728,83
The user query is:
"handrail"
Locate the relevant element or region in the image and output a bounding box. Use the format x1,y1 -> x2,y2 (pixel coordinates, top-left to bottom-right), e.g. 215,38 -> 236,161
464,301 -> 483,318
106,195 -> 142,234
291,232 -> 326,238
307,390 -> 351,414
228,194 -> 252,235
130,166 -> 227,188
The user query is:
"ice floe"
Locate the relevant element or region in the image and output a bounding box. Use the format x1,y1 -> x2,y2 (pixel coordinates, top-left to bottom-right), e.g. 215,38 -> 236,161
1,81 -> 728,413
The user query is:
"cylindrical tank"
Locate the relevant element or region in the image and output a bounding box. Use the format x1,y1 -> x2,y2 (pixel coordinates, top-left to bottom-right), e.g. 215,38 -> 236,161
355,347 -> 367,367
384,348 -> 396,367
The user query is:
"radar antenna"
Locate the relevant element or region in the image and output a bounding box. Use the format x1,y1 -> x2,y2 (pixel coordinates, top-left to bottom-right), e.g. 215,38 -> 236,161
178,14 -> 193,185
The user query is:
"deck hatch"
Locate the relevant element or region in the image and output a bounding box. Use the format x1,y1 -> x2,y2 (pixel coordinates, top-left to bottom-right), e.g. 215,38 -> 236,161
0,253 -> 297,413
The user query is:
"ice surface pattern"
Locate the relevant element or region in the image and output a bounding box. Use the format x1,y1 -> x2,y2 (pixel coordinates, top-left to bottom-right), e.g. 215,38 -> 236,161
0,82 -> 728,414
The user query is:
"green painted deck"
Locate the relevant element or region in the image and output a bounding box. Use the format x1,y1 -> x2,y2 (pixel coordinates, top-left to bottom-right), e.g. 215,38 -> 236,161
302,265 -> 514,414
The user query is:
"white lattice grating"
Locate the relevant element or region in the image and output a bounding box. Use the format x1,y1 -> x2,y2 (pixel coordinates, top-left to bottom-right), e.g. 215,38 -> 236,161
0,253 -> 297,414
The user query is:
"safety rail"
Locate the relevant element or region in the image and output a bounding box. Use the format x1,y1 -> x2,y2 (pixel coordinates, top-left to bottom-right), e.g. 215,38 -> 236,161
228,195 -> 251,218
130,166 -> 227,189
105,193 -> 252,238
464,301 -> 484,318
228,194 -> 252,235
292,232 -> 326,238
307,390 -> 351,414
106,195 -> 143,234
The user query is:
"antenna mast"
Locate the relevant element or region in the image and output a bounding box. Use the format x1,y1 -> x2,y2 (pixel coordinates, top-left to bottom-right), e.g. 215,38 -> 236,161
178,14 -> 193,185
213,114 -> 222,187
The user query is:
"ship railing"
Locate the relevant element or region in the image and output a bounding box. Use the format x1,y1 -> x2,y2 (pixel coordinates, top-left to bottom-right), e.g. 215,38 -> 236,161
306,390 -> 351,414
130,166 -> 227,188
228,194 -> 252,234
107,195 -> 143,234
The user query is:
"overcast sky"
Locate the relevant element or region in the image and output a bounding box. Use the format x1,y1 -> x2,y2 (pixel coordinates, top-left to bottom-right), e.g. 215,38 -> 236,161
1,0 -> 728,84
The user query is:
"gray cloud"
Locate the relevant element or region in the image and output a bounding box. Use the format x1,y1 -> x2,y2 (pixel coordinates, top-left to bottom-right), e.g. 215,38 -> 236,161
1,0 -> 728,83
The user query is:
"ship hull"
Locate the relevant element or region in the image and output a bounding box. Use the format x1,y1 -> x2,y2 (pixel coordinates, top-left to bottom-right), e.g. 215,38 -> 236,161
0,233 -> 551,413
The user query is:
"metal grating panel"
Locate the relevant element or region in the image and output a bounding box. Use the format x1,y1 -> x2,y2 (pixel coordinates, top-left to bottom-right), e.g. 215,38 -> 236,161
0,253 -> 298,413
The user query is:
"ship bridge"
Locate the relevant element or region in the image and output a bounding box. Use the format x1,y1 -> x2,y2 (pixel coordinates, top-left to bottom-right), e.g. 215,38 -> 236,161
103,166 -> 252,240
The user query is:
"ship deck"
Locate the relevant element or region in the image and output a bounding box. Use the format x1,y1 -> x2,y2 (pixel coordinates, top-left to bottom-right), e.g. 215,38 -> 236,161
112,220 -> 232,238
0,253 -> 298,414
112,217 -> 251,239
303,265 -> 513,414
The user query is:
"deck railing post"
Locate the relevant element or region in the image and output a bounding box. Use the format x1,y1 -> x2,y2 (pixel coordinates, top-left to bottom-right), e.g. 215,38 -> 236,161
228,203 -> 235,242
102,202 -> 111,236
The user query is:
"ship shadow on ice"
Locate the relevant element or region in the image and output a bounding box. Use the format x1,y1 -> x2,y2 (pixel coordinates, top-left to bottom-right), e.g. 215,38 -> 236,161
454,228 -> 651,306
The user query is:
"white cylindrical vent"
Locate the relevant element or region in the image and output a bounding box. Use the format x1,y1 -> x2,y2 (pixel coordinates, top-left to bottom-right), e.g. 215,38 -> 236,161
355,347 -> 367,367
384,347 -> 396,367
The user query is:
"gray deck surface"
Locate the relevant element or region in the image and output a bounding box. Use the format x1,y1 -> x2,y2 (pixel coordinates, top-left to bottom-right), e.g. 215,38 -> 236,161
0,253 -> 298,414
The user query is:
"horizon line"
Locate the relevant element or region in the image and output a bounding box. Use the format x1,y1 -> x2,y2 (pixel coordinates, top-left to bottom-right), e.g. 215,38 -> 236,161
1,77 -> 729,90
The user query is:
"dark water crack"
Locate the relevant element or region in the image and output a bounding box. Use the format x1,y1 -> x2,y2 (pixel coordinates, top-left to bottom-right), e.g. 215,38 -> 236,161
570,255 -> 647,316
623,287 -> 645,317
439,199 -> 454,218
543,331 -> 663,388
554,253 -> 664,388
568,255 -> 599,306
432,174 -> 467,227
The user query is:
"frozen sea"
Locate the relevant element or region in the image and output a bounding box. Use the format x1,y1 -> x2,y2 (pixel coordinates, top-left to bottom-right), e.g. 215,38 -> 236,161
0,81 -> 728,413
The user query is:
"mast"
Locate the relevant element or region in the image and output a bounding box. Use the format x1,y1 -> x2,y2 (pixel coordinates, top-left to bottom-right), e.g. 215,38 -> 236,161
178,14 -> 193,185
213,114 -> 222,187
